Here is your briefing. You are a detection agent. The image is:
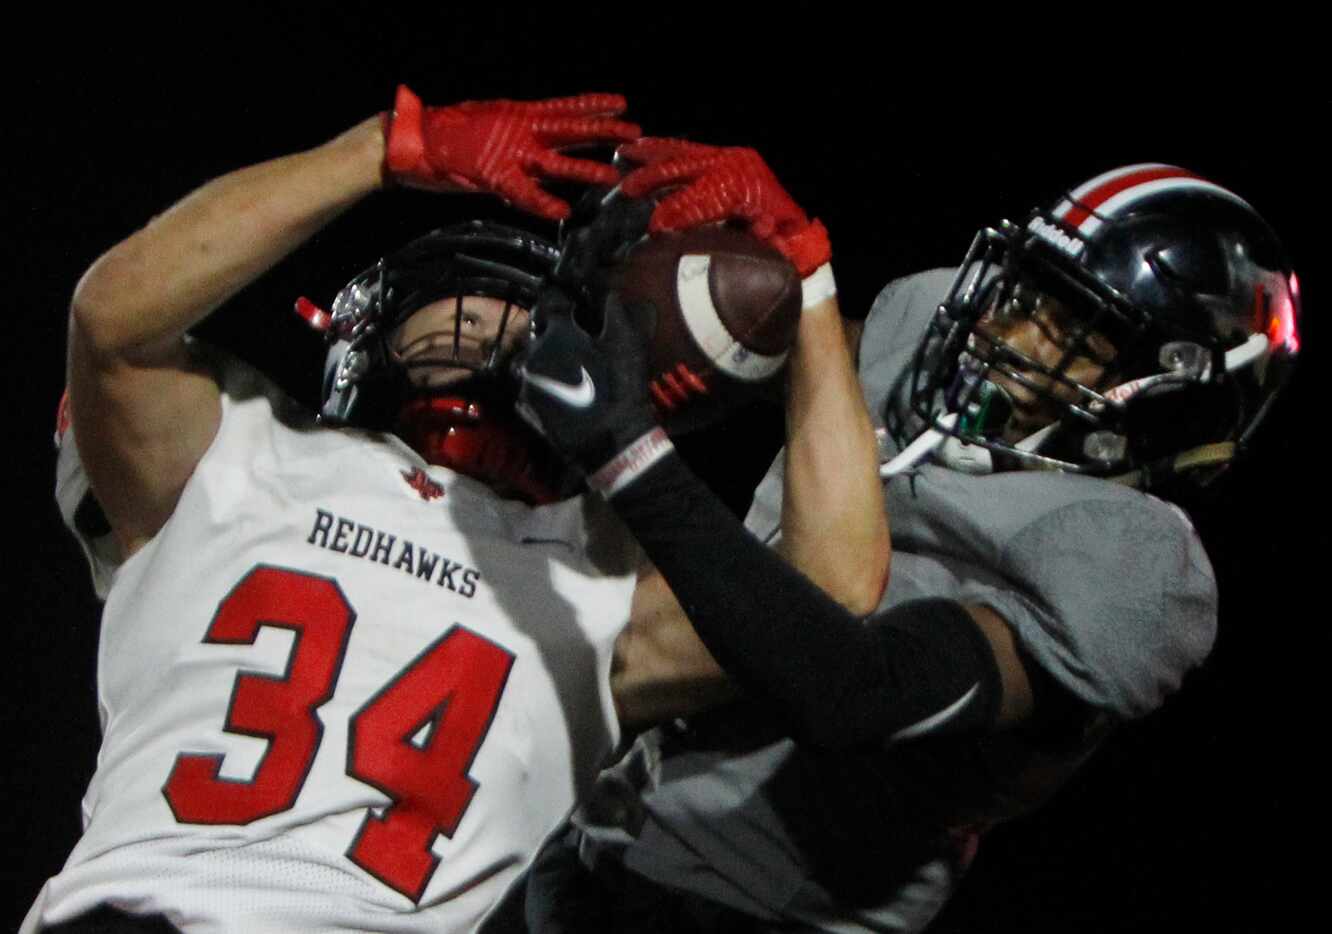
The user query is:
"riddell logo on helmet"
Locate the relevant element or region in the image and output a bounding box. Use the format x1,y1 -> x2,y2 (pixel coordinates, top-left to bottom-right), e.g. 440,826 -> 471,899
1029,217 -> 1083,257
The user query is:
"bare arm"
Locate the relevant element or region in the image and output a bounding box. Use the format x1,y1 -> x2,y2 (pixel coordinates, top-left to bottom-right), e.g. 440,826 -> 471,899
785,305 -> 1044,734
69,116 -> 386,554
612,294 -> 889,729
776,295 -> 889,614
70,89 -> 639,557
524,141 -> 888,730
612,563 -> 739,726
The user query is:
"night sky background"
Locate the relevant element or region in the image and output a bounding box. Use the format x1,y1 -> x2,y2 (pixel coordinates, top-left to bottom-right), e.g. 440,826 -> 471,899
6,11 -> 1325,932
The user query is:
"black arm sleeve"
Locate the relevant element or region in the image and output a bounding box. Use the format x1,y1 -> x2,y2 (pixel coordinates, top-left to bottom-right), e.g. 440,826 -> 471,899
612,453 -> 1003,748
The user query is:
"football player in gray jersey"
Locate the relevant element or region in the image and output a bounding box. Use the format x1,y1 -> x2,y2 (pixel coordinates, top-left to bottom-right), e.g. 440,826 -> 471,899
517,156 -> 1301,932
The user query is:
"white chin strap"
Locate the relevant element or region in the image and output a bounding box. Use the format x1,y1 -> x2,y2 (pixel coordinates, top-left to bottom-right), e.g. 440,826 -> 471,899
879,415 -> 954,478
1224,332 -> 1272,371
880,332 -> 1272,480
878,417 -> 1054,478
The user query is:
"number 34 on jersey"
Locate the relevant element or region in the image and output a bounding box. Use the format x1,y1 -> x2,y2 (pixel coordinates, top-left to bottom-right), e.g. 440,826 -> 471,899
161,564 -> 514,904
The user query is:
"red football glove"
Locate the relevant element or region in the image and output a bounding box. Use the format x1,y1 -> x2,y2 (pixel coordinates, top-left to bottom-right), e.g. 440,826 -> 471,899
384,85 -> 641,221
617,138 -> 831,277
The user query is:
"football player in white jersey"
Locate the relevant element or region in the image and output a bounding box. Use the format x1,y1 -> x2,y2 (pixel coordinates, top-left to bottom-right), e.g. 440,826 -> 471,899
28,85 -> 647,934
34,92 -> 884,933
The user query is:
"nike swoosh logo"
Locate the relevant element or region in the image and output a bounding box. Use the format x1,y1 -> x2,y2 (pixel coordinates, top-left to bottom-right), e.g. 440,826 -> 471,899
523,366 -> 597,408
888,683 -> 980,742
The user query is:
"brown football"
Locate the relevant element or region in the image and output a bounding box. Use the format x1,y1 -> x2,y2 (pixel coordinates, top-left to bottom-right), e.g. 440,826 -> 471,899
613,225 -> 801,434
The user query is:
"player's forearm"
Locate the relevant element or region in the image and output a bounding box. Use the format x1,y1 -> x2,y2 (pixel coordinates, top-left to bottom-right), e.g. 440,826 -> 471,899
71,116 -> 385,363
611,454 -> 1000,748
778,295 -> 890,614
612,566 -> 739,731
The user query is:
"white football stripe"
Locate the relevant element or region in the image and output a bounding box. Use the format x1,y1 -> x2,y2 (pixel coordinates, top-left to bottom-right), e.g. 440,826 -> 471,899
676,254 -> 789,383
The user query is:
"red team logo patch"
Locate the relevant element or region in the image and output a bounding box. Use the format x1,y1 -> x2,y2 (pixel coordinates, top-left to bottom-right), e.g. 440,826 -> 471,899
402,467 -> 445,501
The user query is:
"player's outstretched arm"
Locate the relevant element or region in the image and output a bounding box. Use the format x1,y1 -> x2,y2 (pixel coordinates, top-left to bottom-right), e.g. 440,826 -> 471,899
71,87 -> 636,557
619,139 -> 887,612
780,302 -> 889,613
605,298 -> 891,729
607,291 -> 888,729
69,115 -> 388,555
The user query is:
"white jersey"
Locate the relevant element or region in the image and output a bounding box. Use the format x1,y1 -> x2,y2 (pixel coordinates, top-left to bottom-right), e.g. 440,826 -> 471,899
30,358 -> 638,933
53,390 -> 120,600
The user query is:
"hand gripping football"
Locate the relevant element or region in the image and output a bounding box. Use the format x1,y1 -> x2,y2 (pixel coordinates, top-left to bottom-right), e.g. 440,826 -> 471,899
613,225 -> 801,434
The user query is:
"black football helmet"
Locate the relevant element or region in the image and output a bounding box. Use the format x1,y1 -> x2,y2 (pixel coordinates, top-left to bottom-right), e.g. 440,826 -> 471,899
297,221 -> 581,503
897,164 -> 1301,489
305,221 -> 560,427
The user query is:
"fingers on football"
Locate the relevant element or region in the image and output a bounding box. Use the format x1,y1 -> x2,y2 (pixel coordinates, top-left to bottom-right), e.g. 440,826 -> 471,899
533,116 -> 642,149
748,211 -> 778,240
612,296 -> 656,346
619,154 -> 718,199
650,176 -> 743,232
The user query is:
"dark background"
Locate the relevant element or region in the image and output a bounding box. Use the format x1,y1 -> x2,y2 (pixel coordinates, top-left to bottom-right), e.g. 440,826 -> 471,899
6,11 -> 1325,932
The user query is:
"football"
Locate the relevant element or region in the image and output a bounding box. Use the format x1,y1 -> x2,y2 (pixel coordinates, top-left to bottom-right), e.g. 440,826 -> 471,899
613,225 -> 802,434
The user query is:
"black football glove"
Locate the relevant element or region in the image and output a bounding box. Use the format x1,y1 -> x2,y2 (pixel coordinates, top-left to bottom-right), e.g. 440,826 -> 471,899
554,187 -> 654,303
514,285 -> 673,496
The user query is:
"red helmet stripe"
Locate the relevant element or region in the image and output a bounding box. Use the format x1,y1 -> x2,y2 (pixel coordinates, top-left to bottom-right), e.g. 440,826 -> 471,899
1059,164 -> 1200,228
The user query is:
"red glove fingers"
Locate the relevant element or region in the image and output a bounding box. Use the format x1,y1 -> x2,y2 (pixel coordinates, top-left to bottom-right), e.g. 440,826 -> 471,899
384,85 -> 641,221
653,170 -> 757,231
620,153 -> 716,202
527,149 -> 622,186
489,166 -> 568,225
516,93 -> 631,117
532,116 -> 641,151
617,136 -> 717,166
618,139 -> 831,277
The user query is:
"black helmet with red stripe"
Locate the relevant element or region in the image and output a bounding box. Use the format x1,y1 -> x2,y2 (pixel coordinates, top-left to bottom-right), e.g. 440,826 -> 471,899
899,164 -> 1301,489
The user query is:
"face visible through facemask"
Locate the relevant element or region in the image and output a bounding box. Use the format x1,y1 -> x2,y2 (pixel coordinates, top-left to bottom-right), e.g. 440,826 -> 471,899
972,284 -> 1116,444
390,295 -> 532,391
389,294 -> 562,501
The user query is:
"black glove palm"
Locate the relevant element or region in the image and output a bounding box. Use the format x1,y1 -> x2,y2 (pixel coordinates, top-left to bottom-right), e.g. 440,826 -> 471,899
515,285 -> 664,492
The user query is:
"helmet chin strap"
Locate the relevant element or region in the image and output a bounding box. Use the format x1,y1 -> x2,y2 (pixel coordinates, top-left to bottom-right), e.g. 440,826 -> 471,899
1105,441 -> 1237,488
880,378 -> 1044,477
880,416 -> 1057,479
880,414 -> 955,478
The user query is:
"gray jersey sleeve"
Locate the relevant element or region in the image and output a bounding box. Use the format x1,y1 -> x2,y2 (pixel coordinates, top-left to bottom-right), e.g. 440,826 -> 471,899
747,454 -> 1216,722
992,489 -> 1217,718
858,268 -> 959,435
